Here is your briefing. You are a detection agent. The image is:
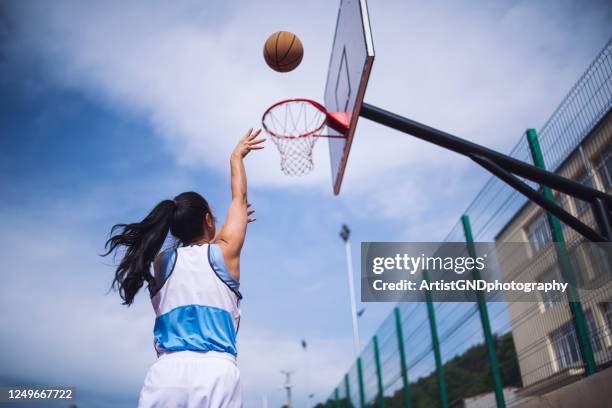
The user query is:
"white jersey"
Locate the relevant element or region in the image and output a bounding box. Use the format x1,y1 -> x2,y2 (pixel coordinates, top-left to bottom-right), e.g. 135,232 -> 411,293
150,243 -> 242,357
138,243 -> 243,408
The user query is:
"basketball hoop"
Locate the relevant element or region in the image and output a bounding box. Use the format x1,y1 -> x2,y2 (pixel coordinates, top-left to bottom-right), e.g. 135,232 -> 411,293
262,98 -> 350,176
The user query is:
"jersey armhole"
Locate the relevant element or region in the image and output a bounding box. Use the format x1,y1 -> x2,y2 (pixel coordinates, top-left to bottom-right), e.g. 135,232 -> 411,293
207,244 -> 243,299
150,249 -> 177,298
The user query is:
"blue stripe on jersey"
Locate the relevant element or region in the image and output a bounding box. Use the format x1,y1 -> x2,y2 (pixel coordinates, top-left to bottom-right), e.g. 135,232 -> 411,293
208,244 -> 241,297
153,304 -> 237,355
150,250 -> 177,298
158,250 -> 177,283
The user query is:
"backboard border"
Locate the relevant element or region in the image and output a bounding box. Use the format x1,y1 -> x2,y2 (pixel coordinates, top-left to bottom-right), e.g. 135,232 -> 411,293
325,0 -> 375,195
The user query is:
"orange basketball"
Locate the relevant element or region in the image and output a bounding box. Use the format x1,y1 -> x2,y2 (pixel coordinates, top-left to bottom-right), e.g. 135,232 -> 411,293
263,31 -> 304,73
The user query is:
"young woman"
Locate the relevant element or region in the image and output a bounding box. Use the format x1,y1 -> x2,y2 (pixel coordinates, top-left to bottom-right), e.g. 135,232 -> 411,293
103,129 -> 265,407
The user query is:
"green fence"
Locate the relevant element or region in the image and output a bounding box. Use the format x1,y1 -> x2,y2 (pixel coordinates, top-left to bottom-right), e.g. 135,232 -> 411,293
317,38 -> 612,408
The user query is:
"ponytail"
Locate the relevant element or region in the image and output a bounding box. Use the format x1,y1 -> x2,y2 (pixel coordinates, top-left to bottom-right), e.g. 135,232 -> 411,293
103,200 -> 176,305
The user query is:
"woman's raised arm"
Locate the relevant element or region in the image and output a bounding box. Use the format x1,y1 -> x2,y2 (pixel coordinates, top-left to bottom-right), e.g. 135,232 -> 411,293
215,128 -> 265,280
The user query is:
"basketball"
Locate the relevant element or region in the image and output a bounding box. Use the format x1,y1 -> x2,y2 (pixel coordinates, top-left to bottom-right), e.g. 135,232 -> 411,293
263,31 -> 303,73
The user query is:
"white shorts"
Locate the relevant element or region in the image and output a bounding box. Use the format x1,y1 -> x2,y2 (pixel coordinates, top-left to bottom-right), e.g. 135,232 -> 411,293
138,350 -> 242,408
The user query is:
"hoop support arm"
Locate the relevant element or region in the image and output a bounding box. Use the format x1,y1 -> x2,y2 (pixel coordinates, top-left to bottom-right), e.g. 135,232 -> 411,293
360,103 -> 612,203
359,102 -> 612,242
470,153 -> 605,242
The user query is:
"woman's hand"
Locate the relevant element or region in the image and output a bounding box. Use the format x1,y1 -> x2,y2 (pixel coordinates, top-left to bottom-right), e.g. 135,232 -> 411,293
232,128 -> 266,159
247,203 -> 256,224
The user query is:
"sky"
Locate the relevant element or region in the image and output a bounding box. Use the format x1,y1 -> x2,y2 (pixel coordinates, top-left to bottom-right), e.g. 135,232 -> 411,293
1,0 -> 611,407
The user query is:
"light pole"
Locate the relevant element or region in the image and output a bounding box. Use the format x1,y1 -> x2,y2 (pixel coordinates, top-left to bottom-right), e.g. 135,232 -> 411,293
340,224 -> 360,357
301,340 -> 312,408
281,370 -> 293,408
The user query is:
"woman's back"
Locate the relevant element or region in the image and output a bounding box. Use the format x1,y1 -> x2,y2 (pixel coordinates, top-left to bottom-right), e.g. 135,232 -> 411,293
151,243 -> 242,357
105,129 -> 265,407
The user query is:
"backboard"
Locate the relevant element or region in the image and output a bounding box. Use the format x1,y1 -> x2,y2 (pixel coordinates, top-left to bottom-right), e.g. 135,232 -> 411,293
325,0 -> 374,195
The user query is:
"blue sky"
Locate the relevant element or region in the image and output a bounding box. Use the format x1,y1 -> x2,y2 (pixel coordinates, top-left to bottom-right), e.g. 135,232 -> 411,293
1,1 -> 611,407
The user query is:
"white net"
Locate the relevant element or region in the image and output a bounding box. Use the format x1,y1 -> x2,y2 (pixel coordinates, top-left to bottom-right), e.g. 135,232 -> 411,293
262,100 -> 326,176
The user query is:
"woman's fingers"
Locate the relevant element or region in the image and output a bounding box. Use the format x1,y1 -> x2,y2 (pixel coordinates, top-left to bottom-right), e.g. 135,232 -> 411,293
247,128 -> 262,141
247,137 -> 265,150
243,128 -> 254,141
247,205 -> 256,223
237,129 -> 265,157
249,138 -> 266,145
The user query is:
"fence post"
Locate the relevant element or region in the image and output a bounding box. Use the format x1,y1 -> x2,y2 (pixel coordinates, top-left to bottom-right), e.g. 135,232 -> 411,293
395,307 -> 412,408
357,357 -> 366,408
344,373 -> 352,408
526,128 -> 597,375
335,387 -> 340,408
373,335 -> 386,408
423,269 -> 449,408
461,215 -> 506,408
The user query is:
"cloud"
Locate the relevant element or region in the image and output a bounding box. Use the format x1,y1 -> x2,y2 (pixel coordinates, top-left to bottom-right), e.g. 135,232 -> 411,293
0,188 -> 354,407
0,213 -> 151,402
6,0 -> 610,199
4,0 -> 337,189
238,329 -> 353,405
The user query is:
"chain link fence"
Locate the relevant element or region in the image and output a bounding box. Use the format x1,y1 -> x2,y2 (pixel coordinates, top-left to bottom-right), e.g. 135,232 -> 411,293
316,38 -> 612,408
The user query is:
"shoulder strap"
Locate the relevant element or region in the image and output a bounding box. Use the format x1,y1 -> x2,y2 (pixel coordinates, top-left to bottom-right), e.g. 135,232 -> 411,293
207,244 -> 242,299
150,249 -> 177,297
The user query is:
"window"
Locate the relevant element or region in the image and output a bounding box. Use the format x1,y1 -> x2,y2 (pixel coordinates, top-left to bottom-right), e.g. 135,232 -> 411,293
602,303 -> 612,333
596,146 -> 612,191
538,266 -> 564,309
550,311 -> 602,371
570,244 -> 610,286
574,173 -> 594,216
554,194 -> 567,211
585,310 -> 602,353
527,212 -> 552,253
570,246 -> 593,287
551,322 -> 582,370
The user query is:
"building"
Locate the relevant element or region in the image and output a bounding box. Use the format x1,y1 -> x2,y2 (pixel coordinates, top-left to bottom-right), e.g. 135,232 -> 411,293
495,42 -> 612,397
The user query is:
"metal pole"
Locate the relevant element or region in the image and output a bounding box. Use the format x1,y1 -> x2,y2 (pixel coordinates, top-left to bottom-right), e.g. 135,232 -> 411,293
281,371 -> 293,408
373,335 -> 386,408
461,215 -> 506,408
394,307 -> 412,408
469,153 -> 604,242
334,388 -> 340,408
357,357 -> 366,408
340,224 -> 361,356
301,340 -> 312,408
344,373 -> 352,408
423,269 -> 449,408
358,102 -> 612,204
526,129 -> 598,375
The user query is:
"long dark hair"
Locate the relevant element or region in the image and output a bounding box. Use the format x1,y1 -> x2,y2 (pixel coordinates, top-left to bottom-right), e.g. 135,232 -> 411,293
103,191 -> 211,305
